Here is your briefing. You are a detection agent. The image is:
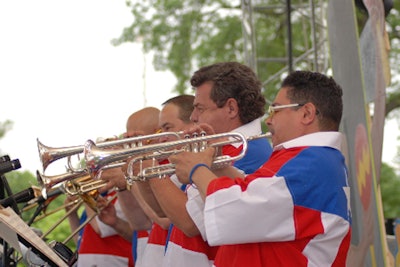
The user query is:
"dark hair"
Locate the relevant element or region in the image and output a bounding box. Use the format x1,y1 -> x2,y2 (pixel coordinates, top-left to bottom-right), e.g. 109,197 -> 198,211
190,62 -> 266,124
162,94 -> 195,123
282,71 -> 343,131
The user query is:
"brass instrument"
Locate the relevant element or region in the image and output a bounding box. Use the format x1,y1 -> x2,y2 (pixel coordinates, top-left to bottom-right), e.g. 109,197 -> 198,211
36,176 -> 109,244
61,192 -> 118,245
84,132 -> 271,181
130,132 -> 272,181
36,169 -> 88,193
39,198 -> 83,241
63,175 -> 106,198
32,171 -> 104,224
83,131 -> 184,178
37,131 -> 182,172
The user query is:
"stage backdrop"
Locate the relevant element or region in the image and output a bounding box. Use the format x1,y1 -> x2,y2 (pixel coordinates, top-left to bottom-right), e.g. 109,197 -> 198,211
327,0 -> 392,266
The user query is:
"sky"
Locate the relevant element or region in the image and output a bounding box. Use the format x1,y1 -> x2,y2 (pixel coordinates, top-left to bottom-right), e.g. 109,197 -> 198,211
0,1 -> 176,175
0,1 -> 399,177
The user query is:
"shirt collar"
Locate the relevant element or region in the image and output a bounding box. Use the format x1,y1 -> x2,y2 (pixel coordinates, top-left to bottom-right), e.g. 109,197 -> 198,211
273,132 -> 343,151
228,118 -> 263,148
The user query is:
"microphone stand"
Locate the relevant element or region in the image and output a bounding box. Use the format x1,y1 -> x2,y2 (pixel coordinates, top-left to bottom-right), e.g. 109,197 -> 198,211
0,155 -> 22,267
1,175 -> 17,267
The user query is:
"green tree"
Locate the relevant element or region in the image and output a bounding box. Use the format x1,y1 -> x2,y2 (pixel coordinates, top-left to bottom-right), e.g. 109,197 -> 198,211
114,0 -> 246,94
354,1 -> 400,117
0,120 -> 13,156
114,0 -> 307,101
380,162 -> 400,218
115,0 -> 400,109
0,120 -> 13,139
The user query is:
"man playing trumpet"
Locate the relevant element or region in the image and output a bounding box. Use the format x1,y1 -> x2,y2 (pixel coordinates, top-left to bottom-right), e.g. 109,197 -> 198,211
130,62 -> 273,267
66,107 -> 162,267
170,70 -> 351,267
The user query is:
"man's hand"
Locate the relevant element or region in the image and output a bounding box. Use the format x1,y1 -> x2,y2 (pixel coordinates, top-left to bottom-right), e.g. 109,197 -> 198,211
98,201 -> 118,227
169,147 -> 215,184
98,168 -> 127,193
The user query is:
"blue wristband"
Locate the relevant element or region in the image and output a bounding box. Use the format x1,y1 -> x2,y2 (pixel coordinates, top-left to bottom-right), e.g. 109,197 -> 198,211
189,163 -> 210,184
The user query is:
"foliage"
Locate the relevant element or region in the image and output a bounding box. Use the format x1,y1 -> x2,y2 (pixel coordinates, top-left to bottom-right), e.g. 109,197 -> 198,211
115,0 -> 400,111
114,0 -> 314,102
0,120 -> 13,139
380,162 -> 400,218
355,1 -> 400,117
114,0 -> 244,94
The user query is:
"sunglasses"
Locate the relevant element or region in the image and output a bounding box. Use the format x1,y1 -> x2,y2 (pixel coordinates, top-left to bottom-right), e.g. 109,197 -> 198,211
266,103 -> 304,117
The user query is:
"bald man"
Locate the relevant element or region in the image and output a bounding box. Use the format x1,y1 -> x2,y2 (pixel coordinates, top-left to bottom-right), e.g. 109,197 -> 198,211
97,106 -> 170,266
125,107 -> 160,138
99,106 -> 161,191
67,107 -> 162,267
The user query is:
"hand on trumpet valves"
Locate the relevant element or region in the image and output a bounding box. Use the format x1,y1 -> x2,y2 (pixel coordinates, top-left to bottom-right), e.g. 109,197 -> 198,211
182,123 -> 215,137
123,130 -> 152,146
125,157 -> 160,182
97,199 -> 119,228
97,167 -> 128,193
91,193 -> 118,215
183,123 -> 233,156
168,147 -> 215,185
95,195 -> 110,210
64,195 -> 80,212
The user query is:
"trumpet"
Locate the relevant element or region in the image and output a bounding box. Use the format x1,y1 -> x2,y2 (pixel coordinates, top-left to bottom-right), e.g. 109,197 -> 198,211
85,131 -> 271,182
63,175 -> 107,197
130,132 -> 272,181
36,169 -> 88,193
37,131 -> 182,172
37,170 -> 106,200
83,131 -> 185,178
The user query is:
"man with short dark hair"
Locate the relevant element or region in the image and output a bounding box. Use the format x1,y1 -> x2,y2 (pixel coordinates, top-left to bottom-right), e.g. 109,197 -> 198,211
170,70 -> 351,267
163,62 -> 273,267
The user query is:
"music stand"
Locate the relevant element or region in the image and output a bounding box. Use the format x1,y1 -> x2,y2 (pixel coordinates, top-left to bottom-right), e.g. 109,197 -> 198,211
0,206 -> 68,267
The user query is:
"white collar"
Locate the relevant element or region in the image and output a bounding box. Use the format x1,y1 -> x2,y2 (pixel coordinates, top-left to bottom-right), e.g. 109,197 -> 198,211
228,118 -> 263,148
273,132 -> 343,151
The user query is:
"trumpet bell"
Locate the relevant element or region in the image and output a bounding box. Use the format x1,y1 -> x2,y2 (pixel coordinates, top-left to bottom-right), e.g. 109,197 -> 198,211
37,169 -> 89,193
38,131 -> 182,173
37,139 -> 83,172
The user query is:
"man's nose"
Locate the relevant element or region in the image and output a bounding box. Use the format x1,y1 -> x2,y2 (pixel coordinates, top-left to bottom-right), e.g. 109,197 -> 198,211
190,111 -> 198,123
265,116 -> 272,126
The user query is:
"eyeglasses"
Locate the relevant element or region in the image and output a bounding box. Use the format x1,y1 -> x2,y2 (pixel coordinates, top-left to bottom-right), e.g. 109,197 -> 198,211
267,103 -> 304,117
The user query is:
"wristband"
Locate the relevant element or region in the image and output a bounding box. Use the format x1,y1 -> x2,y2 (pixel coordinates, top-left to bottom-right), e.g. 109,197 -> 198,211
115,186 -> 127,192
115,182 -> 131,192
189,163 -> 210,184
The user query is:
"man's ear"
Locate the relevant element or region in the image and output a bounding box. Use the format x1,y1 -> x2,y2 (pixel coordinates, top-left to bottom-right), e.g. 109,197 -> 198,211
226,98 -> 239,118
301,103 -> 317,125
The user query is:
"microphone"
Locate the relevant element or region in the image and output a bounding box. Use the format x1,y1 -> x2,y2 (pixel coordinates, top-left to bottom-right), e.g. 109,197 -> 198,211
28,186 -> 65,205
0,155 -> 11,163
0,187 -> 35,208
0,159 -> 21,174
